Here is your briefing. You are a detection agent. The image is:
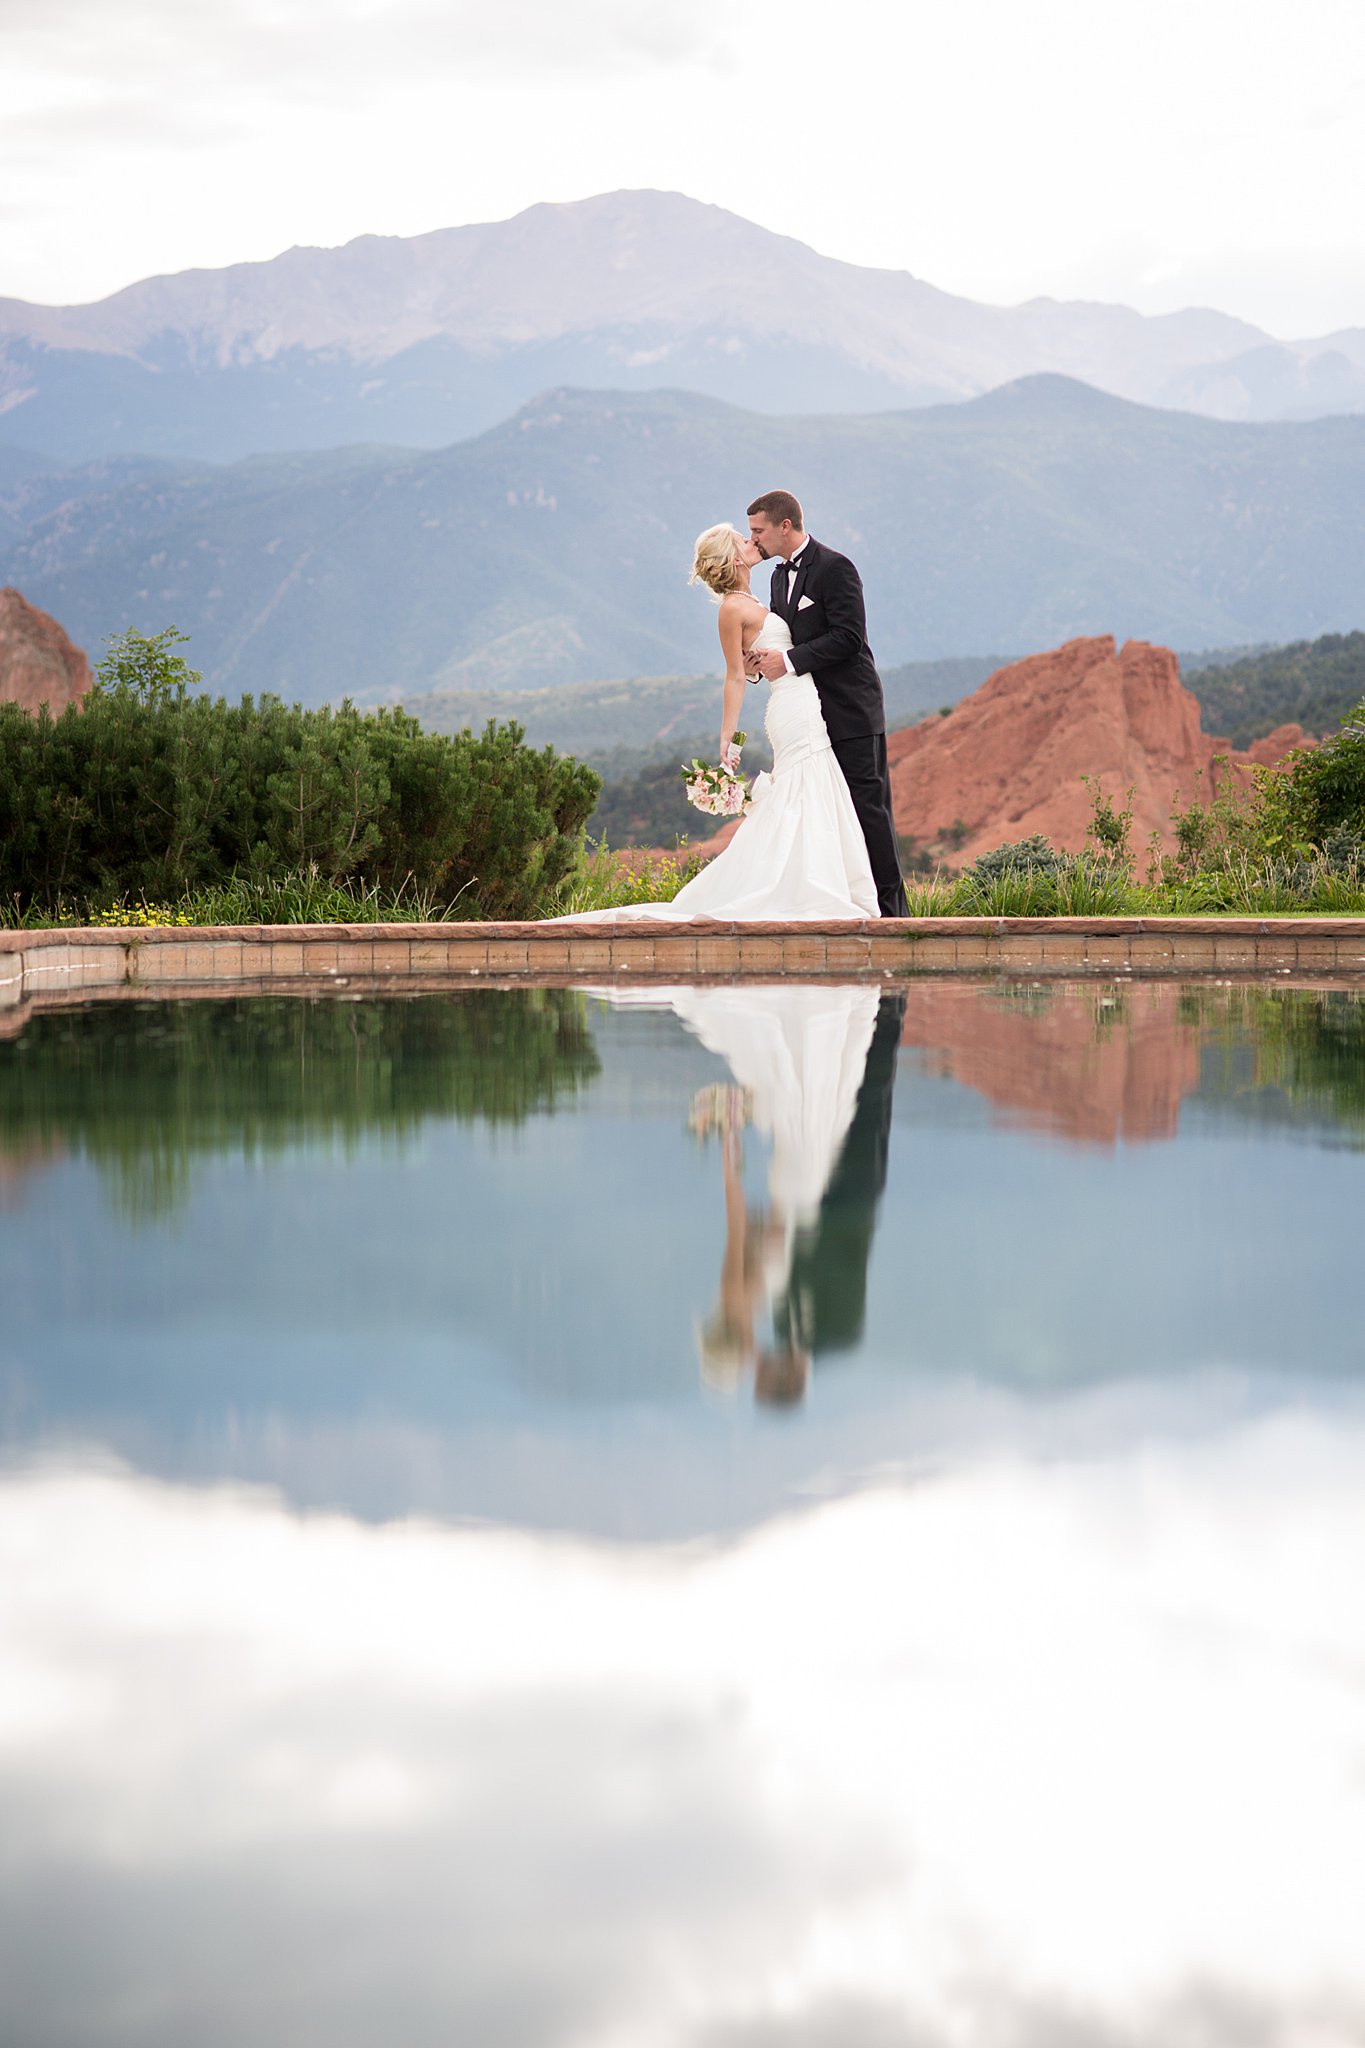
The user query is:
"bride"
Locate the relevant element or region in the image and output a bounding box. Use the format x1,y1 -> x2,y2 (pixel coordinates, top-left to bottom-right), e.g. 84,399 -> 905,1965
556,524 -> 879,923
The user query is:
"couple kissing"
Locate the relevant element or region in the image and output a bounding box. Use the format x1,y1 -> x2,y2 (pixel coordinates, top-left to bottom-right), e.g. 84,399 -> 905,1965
556,489 -> 908,925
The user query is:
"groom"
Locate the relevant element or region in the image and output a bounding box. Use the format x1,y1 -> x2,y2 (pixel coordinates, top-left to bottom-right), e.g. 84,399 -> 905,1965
745,490 -> 908,919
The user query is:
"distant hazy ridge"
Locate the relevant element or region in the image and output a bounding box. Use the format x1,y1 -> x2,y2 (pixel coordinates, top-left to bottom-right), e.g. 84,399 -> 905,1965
3,380 -> 1364,705
3,192 -> 1364,465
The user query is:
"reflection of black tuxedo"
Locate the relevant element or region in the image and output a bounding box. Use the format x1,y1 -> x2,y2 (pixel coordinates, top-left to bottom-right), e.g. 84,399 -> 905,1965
770,539 -> 908,917
776,991 -> 905,1357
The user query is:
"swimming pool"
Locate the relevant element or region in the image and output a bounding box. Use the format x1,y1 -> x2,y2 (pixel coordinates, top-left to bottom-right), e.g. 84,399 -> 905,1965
2,979 -> 1362,2043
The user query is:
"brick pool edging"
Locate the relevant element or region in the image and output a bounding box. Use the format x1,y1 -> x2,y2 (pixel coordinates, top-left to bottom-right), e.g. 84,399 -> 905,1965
5,916 -> 1365,1012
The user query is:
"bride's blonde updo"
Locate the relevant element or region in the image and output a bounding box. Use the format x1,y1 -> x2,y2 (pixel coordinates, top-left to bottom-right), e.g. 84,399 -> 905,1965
689,522 -> 745,600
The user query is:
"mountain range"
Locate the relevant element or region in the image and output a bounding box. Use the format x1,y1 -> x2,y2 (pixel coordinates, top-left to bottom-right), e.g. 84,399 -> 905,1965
3,191 -> 1365,465
3,377 -> 1364,705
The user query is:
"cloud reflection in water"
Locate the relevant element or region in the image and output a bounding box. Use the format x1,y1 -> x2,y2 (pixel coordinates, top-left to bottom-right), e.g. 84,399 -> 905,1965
3,1407 -> 1364,2047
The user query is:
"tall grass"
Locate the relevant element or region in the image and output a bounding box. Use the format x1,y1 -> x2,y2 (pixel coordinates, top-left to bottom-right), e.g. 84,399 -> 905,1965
184,870 -> 473,925
7,840 -> 1365,932
2,868 -> 473,931
904,854 -> 1365,919
553,838 -> 705,916
3,840 -> 706,930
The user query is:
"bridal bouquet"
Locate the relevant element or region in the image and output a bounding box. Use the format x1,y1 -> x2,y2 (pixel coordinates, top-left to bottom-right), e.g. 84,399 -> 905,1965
688,1082 -> 753,1140
682,731 -> 750,817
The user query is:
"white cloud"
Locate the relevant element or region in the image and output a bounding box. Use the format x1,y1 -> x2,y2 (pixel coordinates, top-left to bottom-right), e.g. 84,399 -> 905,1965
0,0 -> 1363,330
0,0 -> 729,97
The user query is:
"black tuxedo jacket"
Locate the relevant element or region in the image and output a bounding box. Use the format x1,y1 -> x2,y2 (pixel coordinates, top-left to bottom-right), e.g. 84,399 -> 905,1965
769,536 -> 887,744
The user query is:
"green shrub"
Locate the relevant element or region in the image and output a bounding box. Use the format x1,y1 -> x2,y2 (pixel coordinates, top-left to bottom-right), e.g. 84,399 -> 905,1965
963,835 -> 1076,886
0,629 -> 600,921
1269,711 -> 1365,851
1152,705 -> 1365,886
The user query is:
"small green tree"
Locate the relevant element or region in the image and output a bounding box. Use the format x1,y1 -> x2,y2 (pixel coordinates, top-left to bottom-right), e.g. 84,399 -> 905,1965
1080,776 -> 1135,872
95,626 -> 202,706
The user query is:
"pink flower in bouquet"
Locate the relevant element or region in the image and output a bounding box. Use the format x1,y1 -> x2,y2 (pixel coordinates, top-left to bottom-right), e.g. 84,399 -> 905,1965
682,734 -> 751,818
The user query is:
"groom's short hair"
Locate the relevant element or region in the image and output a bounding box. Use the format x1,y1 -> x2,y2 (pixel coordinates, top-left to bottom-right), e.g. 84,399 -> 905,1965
747,490 -> 804,531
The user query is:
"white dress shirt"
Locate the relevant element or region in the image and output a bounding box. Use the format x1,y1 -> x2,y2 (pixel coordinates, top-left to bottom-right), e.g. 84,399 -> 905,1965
780,537 -> 810,675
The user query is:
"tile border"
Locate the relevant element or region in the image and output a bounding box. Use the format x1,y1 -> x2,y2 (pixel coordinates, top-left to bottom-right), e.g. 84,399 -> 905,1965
4,915 -> 1365,1021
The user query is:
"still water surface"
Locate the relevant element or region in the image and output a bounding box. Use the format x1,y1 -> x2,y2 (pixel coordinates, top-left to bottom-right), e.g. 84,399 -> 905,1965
2,980 -> 1364,2045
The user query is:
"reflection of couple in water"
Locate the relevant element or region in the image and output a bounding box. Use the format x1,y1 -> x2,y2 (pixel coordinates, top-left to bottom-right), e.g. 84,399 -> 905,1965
597,983 -> 905,1404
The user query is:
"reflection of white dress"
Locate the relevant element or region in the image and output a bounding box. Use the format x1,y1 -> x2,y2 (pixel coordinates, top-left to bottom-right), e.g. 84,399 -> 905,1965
588,984 -> 880,1304
593,978 -> 879,1384
669,985 -> 880,1227
558,613 -> 878,923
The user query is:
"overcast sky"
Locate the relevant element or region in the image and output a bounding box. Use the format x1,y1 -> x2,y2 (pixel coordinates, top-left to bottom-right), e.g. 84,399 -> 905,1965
3,0 -> 1364,336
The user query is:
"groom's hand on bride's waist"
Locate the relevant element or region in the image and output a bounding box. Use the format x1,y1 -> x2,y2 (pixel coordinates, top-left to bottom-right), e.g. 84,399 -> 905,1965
747,649 -> 789,682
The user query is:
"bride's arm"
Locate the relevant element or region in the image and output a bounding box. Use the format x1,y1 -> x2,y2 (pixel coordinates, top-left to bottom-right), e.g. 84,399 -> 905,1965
717,603 -> 750,766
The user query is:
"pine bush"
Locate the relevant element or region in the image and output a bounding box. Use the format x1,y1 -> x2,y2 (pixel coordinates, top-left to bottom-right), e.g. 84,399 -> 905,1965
965,835 -> 1077,885
0,631 -> 600,920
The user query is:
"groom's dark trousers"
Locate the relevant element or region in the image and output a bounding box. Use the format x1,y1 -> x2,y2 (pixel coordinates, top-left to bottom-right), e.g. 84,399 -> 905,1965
832,734 -> 905,920
769,537 -> 909,918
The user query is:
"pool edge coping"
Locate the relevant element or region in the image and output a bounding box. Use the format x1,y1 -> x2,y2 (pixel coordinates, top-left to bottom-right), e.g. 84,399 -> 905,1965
5,915 -> 1365,1021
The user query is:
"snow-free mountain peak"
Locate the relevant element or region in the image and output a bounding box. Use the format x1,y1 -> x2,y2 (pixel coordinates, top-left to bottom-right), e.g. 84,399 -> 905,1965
1,190 -> 1362,465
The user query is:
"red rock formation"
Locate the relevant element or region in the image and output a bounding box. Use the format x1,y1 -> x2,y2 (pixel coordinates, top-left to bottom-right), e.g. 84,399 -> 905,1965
1236,722 -> 1310,768
887,636 -> 1308,866
0,587 -> 92,716
899,978 -> 1203,1147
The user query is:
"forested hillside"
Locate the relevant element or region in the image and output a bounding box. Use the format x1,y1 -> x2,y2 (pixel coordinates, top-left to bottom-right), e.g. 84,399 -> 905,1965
4,379 -> 1365,702
1183,631 -> 1365,745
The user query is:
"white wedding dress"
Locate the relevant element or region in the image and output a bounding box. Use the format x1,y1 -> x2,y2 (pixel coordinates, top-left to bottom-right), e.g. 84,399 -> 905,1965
557,611 -> 879,922
669,984 -> 881,1228
584,984 -> 881,1352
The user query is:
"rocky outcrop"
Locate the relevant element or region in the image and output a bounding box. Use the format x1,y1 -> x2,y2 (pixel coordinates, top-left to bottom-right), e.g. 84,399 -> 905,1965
887,635 -> 1308,866
1237,722 -> 1309,767
0,587 -> 92,716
